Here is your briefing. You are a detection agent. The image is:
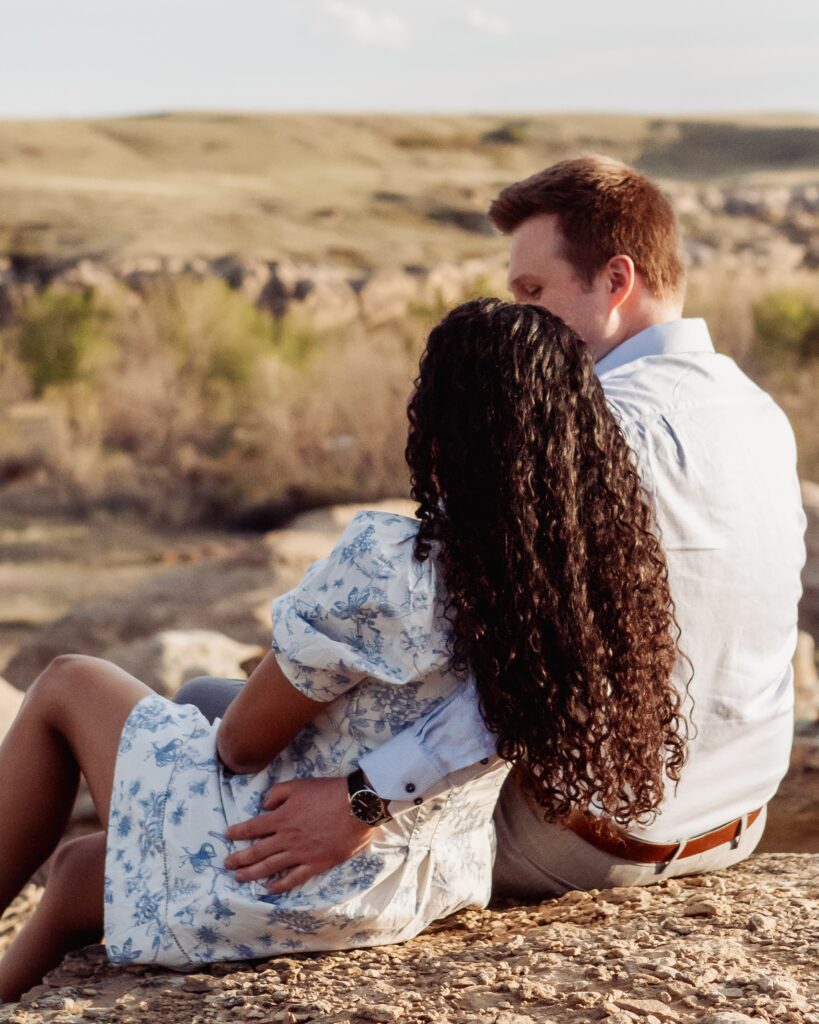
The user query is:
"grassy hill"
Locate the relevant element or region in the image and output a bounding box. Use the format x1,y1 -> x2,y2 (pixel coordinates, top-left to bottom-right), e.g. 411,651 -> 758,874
2,111 -> 819,268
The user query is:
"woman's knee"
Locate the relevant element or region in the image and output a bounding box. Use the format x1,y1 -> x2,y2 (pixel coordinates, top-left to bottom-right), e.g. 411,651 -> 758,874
25,655 -> 97,711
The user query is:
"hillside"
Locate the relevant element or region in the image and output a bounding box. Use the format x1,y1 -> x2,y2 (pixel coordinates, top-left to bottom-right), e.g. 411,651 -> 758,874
3,111 -> 819,267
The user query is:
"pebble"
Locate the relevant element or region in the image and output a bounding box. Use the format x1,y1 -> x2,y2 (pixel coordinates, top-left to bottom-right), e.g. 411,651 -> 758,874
746,913 -> 777,933
699,1014 -> 767,1023
356,1006 -> 404,1022
181,976 -> 217,994
613,996 -> 680,1020
682,898 -> 723,918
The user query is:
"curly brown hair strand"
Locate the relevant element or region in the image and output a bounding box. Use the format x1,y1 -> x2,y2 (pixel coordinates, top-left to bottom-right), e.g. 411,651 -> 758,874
407,298 -> 688,826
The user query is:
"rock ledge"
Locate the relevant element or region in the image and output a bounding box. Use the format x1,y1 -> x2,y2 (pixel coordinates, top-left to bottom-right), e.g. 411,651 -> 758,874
1,853 -> 817,1024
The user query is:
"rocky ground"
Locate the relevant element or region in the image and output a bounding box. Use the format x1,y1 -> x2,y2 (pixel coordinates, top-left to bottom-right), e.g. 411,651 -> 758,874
1,854 -> 817,1024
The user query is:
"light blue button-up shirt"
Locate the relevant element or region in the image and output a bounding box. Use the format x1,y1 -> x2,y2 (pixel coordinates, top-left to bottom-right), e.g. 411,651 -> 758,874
360,318 -> 807,841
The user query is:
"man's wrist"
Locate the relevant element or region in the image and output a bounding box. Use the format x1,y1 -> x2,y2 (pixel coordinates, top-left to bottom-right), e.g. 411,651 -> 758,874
347,768 -> 392,826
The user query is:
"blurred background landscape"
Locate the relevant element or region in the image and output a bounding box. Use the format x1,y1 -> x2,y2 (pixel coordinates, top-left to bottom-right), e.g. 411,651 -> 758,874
2,111 -> 819,530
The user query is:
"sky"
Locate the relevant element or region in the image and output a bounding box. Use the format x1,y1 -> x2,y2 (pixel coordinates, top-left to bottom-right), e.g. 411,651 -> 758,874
2,0 -> 818,119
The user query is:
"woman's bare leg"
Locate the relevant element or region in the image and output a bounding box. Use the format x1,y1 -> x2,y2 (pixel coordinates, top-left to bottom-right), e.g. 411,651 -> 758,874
0,833 -> 106,1003
0,655 -> 155,1000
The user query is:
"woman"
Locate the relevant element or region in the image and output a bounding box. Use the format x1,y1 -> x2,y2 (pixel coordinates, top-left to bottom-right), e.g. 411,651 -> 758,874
0,299 -> 686,1002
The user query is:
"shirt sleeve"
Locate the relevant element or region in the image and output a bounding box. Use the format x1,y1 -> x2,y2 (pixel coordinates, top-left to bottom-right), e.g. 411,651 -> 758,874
359,682 -> 499,802
270,511 -> 427,702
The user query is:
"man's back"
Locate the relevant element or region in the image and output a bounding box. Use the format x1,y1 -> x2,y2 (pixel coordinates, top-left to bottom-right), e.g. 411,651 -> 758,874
599,319 -> 807,840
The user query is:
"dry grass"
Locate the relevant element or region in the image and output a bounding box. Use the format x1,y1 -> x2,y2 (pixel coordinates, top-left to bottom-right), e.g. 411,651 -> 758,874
0,279 -> 424,524
3,111 -> 819,267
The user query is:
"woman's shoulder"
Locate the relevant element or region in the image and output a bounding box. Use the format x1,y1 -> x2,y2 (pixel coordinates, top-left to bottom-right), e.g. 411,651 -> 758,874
271,509 -> 448,695
296,509 -> 433,598
342,509 -> 421,541
327,510 -> 421,568
339,508 -> 419,545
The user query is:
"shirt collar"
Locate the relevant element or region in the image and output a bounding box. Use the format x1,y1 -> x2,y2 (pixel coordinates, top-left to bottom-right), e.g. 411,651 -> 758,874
594,318 -> 715,377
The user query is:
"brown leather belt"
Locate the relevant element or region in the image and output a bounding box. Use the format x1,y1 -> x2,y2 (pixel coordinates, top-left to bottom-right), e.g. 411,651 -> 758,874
563,805 -> 764,865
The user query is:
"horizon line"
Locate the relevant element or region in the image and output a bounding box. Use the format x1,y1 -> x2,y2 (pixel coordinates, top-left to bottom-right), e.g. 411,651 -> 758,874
2,107 -> 819,124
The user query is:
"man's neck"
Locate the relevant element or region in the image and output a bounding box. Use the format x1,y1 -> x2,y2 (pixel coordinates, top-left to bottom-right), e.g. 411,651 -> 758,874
592,305 -> 684,364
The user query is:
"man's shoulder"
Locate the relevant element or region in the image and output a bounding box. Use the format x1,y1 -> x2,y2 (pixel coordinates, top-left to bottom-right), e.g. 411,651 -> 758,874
600,348 -> 774,424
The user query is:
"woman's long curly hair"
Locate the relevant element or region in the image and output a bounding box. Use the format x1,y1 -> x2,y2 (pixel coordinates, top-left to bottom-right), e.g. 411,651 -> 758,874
407,298 -> 689,825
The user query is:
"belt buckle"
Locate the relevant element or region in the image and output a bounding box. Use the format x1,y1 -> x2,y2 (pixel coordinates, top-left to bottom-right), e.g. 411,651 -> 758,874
729,812 -> 749,851
654,837 -> 685,874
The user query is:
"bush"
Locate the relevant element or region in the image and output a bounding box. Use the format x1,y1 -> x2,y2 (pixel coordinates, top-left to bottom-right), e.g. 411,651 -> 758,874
16,289 -> 113,396
138,276 -> 275,400
752,289 -> 819,365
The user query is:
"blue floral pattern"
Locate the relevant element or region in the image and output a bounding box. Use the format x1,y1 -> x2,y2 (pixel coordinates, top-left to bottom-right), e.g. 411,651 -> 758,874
104,511 -> 509,969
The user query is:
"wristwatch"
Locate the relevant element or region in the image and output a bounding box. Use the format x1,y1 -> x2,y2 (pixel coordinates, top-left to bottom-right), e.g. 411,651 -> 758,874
347,768 -> 392,826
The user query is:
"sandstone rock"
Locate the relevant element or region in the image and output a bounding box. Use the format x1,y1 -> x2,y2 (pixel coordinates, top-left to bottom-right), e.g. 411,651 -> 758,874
0,675 -> 23,742
417,261 -> 470,308
682,897 -> 723,918
266,500 -> 416,576
699,1014 -> 765,1023
793,630 -> 819,721
103,629 -> 263,696
285,498 -> 415,534
613,997 -> 679,1020
118,256 -> 164,292
2,501 -> 414,692
794,185 -> 819,214
50,260 -> 123,300
355,269 -> 420,327
2,541 -> 277,690
289,278 -> 359,331
210,255 -> 272,302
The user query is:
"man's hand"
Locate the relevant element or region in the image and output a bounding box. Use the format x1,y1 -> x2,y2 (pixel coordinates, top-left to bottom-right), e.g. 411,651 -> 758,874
223,776 -> 375,893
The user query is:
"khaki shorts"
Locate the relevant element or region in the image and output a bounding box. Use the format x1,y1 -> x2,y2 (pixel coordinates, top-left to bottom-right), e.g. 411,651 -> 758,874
492,770 -> 767,900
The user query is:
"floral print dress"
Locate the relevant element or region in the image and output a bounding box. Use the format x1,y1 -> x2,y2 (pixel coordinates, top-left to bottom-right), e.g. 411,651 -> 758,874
104,511 -> 509,968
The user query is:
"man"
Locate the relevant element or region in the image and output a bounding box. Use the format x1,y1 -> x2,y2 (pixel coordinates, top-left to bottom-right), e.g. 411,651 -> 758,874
175,156 -> 806,899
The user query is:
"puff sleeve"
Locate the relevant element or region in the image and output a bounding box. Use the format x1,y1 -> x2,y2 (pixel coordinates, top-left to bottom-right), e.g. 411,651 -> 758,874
270,511 -> 448,702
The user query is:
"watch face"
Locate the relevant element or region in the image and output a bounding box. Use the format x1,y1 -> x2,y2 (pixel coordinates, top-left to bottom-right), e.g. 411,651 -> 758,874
350,789 -> 386,825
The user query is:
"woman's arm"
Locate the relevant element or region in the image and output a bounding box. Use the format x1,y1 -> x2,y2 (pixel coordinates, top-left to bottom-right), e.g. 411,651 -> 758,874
216,650 -> 325,775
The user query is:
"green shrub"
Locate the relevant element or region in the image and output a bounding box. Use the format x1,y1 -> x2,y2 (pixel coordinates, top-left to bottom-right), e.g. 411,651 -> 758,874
139,276 -> 276,397
271,315 -> 322,367
16,289 -> 113,396
752,289 -> 819,364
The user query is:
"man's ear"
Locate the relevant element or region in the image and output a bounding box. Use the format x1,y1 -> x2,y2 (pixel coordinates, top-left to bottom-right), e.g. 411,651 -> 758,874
606,255 -> 636,311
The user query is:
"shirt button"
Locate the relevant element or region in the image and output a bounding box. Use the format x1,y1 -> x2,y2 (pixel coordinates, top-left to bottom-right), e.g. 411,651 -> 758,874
480,758 -> 489,765
413,797 -> 423,806
405,783 -> 416,793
